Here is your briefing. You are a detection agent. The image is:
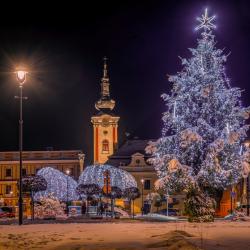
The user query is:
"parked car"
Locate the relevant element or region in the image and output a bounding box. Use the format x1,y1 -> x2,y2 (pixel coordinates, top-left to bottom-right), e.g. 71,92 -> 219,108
158,208 -> 179,216
0,206 -> 15,218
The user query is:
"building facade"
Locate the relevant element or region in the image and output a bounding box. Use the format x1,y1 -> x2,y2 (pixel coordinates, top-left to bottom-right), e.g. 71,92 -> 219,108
0,150 -> 84,210
107,139 -> 158,213
91,58 -> 119,164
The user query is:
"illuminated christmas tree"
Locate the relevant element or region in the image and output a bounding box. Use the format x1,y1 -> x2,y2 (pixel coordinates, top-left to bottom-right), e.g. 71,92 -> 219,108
147,9 -> 250,220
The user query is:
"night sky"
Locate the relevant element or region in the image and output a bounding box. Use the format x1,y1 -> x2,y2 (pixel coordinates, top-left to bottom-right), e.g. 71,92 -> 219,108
0,0 -> 249,164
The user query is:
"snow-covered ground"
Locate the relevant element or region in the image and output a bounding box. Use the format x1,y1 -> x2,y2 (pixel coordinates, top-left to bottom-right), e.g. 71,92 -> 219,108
135,213 -> 179,221
0,221 -> 250,249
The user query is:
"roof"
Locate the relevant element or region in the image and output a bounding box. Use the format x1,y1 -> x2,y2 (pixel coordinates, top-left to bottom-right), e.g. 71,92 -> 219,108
0,150 -> 83,161
112,139 -> 153,157
106,139 -> 155,167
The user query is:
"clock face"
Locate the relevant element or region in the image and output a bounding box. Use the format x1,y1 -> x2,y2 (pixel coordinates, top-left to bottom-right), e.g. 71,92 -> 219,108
102,118 -> 109,127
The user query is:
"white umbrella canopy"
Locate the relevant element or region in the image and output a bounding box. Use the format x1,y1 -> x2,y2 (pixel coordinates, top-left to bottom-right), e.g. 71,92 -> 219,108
78,164 -> 137,191
34,167 -> 79,201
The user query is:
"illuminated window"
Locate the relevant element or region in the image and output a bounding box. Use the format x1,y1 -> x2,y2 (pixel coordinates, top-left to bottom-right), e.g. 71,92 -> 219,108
102,140 -> 109,153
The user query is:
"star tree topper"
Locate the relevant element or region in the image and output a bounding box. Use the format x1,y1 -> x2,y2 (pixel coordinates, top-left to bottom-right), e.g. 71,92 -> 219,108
195,8 -> 216,32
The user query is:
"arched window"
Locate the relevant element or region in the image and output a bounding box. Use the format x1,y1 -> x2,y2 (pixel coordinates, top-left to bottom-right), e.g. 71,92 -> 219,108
102,139 -> 109,153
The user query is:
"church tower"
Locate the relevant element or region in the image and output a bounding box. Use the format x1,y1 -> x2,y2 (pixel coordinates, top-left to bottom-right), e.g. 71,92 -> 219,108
91,58 -> 120,164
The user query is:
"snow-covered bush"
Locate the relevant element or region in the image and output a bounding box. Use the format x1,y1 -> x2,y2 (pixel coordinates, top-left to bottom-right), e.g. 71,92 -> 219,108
34,194 -> 66,219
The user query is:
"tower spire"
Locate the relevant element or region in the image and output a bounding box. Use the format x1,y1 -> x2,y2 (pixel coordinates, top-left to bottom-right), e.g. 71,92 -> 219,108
95,57 -> 115,111
103,56 -> 108,79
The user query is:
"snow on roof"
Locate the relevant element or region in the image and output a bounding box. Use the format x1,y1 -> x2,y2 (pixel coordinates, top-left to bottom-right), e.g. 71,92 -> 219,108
106,139 -> 156,167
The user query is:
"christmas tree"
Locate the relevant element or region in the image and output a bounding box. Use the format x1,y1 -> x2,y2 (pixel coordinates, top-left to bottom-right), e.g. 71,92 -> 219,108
147,9 -> 250,220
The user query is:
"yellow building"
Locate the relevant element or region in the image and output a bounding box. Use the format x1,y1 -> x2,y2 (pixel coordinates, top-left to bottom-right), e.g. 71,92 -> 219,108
91,58 -> 119,164
107,139 -> 159,213
0,150 -> 84,212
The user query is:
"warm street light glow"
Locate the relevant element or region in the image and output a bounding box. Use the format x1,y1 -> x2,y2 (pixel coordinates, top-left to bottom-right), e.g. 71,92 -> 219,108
141,178 -> 144,184
66,169 -> 70,175
16,70 -> 27,85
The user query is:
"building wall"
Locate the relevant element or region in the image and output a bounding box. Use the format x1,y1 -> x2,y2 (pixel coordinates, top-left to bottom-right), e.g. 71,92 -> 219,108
119,152 -> 158,214
0,150 -> 83,213
92,114 -> 119,164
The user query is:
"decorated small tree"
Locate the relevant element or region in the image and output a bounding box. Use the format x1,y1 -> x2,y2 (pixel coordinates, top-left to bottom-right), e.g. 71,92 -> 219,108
22,175 -> 47,220
76,183 -> 102,215
185,184 -> 216,222
123,187 -> 140,218
106,186 -> 122,218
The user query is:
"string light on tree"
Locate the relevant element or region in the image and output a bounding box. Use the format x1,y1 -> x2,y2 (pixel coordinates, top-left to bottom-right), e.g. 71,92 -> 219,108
173,101 -> 177,119
226,123 -> 230,134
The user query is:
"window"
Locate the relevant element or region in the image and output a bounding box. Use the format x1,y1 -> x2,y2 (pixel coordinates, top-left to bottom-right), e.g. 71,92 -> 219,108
5,168 -> 12,177
144,180 -> 151,190
135,159 -> 140,165
102,140 -> 109,153
5,185 -> 12,194
22,168 -> 27,176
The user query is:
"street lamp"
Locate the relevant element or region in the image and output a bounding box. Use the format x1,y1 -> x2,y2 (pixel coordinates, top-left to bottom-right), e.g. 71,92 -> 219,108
140,178 -> 144,215
65,169 -> 70,215
15,69 -> 28,226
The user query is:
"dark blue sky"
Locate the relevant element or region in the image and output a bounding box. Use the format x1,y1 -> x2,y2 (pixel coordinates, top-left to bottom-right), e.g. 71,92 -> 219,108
0,0 -> 249,163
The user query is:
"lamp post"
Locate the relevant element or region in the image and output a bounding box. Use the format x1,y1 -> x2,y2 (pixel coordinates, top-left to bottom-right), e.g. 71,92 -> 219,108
141,178 -> 144,215
15,69 -> 27,226
65,169 -> 70,215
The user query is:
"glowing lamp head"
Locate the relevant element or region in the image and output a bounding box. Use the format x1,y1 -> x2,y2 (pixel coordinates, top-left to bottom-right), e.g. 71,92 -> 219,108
141,178 -> 144,184
66,169 -> 70,175
16,70 -> 27,85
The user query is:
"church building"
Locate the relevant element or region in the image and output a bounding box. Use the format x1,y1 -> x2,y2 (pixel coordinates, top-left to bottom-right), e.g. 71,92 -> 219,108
91,57 -> 119,164
91,59 -> 162,214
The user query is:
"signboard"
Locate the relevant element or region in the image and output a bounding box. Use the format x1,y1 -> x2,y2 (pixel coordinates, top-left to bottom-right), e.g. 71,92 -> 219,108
68,206 -> 82,216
